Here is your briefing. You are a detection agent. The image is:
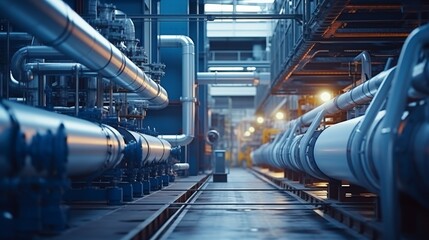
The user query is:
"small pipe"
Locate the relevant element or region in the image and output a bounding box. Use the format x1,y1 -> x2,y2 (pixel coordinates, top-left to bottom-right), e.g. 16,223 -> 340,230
353,51 -> 372,81
197,72 -> 269,85
75,65 -> 79,116
0,32 -> 32,41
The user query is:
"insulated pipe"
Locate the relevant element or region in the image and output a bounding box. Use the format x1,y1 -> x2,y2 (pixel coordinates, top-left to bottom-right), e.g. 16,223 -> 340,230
157,35 -> 195,146
197,72 -> 269,85
0,100 -> 125,177
373,24 -> 429,240
128,131 -> 171,164
0,0 -> 168,108
299,69 -> 392,126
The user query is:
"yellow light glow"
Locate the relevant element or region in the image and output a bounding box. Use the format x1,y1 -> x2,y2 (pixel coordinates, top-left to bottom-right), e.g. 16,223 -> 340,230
249,126 -> 255,133
244,131 -> 251,137
275,111 -> 284,120
320,91 -> 332,102
256,116 -> 264,124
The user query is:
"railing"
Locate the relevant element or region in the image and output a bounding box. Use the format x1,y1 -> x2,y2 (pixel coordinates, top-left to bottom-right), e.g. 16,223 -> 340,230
271,0 -> 327,84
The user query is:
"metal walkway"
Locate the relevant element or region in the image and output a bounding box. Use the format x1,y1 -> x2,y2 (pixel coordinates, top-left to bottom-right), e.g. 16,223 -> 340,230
160,168 -> 359,240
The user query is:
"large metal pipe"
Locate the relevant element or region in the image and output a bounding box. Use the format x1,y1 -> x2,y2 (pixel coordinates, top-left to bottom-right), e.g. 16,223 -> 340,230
0,0 -> 168,108
127,130 -> 171,165
157,35 -> 195,146
197,72 -> 269,85
298,68 -> 393,126
0,100 -> 125,178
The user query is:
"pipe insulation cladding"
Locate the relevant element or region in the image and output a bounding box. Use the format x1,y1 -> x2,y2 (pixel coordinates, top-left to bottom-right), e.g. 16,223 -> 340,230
118,128 -> 171,165
0,100 -> 125,177
0,0 -> 168,108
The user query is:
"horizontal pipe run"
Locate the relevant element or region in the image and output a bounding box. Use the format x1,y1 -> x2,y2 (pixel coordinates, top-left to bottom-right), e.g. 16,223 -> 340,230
173,163 -> 190,171
24,62 -> 97,76
0,0 -> 168,108
197,72 -> 269,85
298,68 -> 393,126
0,100 -> 125,177
11,46 -> 66,82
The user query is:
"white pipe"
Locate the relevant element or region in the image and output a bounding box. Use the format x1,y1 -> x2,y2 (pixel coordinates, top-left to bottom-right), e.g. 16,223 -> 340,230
197,72 -> 269,85
157,35 -> 195,146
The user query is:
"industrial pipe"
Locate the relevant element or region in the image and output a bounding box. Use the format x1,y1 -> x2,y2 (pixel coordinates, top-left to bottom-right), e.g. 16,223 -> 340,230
24,62 -> 96,77
157,35 -> 195,146
354,51 -> 372,81
130,131 -> 171,164
11,46 -> 65,82
0,100 -> 125,177
298,68 -> 393,126
197,72 -> 269,85
173,163 -> 190,171
250,26 -> 429,239
0,32 -> 33,41
0,0 -> 168,108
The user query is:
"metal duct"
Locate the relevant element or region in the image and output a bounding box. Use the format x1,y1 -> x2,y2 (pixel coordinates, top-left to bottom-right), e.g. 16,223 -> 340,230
0,100 -> 125,177
197,72 -> 269,85
157,35 -> 195,146
0,0 -> 168,108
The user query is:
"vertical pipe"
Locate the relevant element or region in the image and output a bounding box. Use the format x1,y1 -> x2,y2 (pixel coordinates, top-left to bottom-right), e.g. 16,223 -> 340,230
75,66 -> 79,116
158,35 -> 195,146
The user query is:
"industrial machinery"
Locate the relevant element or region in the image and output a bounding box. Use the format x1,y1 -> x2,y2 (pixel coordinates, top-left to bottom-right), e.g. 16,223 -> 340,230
251,24 -> 429,239
0,0 -> 195,238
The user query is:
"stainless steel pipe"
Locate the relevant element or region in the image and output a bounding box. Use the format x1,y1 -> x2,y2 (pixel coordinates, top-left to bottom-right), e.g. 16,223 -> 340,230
158,35 -> 195,146
0,100 -> 125,177
197,72 -> 269,85
0,0 -> 168,108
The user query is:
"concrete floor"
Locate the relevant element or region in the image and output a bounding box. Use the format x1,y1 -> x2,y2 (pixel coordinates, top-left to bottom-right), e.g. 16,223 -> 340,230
167,168 -> 360,240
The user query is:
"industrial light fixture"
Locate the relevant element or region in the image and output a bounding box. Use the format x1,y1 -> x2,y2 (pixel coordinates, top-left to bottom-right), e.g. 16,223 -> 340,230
275,111 -> 284,120
256,116 -> 264,124
244,131 -> 251,137
249,126 -> 255,133
246,66 -> 256,71
320,91 -> 332,102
